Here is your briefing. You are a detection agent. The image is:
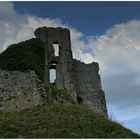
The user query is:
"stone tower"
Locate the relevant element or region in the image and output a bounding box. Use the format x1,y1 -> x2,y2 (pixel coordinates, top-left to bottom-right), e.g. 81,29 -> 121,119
34,27 -> 107,116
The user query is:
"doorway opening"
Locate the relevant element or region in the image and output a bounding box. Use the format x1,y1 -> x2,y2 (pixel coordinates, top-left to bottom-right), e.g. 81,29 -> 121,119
77,96 -> 83,104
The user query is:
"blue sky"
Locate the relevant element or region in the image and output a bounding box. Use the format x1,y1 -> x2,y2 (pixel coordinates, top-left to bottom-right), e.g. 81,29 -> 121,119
0,1 -> 140,135
13,2 -> 140,36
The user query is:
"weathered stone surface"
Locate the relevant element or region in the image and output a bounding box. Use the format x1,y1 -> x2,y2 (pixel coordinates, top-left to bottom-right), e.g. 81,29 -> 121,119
73,59 -> 107,115
35,27 -> 108,116
0,69 -> 46,111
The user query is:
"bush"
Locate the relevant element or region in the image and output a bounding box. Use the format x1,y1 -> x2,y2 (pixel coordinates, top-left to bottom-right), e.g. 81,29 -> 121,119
0,38 -> 45,81
45,85 -> 75,104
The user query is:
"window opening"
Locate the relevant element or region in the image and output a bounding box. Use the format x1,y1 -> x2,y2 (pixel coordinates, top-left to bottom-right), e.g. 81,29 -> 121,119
53,42 -> 59,56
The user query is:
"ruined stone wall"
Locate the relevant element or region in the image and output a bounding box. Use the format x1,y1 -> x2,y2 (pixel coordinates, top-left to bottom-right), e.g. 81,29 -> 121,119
73,59 -> 107,115
35,27 -> 77,99
0,69 -> 46,111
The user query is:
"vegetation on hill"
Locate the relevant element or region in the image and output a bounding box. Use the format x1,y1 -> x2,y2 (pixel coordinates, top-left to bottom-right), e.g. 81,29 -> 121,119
0,38 -> 139,138
0,101 -> 139,138
0,38 -> 45,81
45,85 -> 75,104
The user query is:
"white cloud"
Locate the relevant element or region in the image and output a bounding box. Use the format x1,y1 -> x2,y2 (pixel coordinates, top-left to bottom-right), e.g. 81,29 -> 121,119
0,2 -> 16,18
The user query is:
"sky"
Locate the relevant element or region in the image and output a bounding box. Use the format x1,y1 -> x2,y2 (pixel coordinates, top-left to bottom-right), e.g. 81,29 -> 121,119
0,1 -> 140,134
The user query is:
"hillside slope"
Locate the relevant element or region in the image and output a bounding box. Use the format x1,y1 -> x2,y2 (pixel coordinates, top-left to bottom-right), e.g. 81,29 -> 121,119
0,101 -> 139,138
0,38 -> 139,138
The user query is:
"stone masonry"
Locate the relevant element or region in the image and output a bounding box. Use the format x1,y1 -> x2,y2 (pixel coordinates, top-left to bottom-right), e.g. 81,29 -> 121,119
35,27 -> 107,116
0,69 -> 46,111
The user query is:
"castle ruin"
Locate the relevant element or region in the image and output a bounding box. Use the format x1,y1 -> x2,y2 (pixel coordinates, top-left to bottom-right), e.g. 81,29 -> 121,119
35,27 -> 107,116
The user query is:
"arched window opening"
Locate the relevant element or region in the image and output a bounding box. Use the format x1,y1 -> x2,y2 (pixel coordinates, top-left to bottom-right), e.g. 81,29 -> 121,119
77,96 -> 83,104
53,42 -> 59,56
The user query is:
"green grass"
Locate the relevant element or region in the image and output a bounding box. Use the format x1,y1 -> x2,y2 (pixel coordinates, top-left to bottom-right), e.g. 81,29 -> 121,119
45,85 -> 75,104
0,103 -> 139,138
0,38 -> 45,81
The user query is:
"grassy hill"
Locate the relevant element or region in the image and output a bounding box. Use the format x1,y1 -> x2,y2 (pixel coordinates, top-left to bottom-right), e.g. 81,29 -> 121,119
0,38 -> 139,138
0,99 -> 139,138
